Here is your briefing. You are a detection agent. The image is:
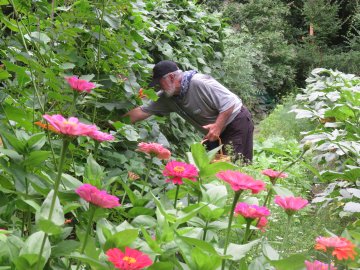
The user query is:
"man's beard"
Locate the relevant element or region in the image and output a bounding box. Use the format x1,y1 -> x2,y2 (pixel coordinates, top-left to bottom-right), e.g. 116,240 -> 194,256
164,84 -> 176,97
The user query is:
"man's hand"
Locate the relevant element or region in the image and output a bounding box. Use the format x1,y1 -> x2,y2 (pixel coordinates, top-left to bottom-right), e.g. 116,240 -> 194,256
203,123 -> 222,141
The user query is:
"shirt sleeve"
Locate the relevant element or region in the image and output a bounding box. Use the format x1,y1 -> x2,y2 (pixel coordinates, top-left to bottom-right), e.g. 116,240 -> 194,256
140,92 -> 175,116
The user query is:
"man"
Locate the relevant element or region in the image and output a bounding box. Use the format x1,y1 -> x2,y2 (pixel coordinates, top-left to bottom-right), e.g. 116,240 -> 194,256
125,60 -> 254,162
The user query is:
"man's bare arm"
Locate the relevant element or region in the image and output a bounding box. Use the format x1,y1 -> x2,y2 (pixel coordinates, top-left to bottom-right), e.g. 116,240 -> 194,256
124,107 -> 151,123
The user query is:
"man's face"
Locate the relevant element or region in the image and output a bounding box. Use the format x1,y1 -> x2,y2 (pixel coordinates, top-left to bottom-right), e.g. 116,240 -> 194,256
159,73 -> 176,97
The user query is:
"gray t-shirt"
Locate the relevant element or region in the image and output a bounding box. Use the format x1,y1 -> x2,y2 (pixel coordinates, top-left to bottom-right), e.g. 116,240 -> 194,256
140,73 -> 242,134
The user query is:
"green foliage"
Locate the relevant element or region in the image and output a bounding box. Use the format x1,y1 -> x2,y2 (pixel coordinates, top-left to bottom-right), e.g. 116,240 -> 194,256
302,0 -> 342,46
220,0 -> 296,101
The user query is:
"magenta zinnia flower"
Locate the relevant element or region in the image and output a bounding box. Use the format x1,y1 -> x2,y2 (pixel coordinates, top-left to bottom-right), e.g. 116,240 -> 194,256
305,260 -> 337,270
315,236 -> 357,261
137,142 -> 171,160
162,161 -> 198,185
76,184 -> 120,208
216,170 -> 266,194
262,169 -> 288,184
65,76 -> 96,93
106,247 -> 153,270
88,130 -> 115,142
43,114 -> 97,137
274,195 -> 308,216
234,202 -> 270,220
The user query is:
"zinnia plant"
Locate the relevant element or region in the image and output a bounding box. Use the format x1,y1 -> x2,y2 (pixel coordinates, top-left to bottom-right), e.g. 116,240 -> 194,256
106,247 -> 153,270
163,160 -> 198,207
262,168 -> 288,207
137,142 -> 171,160
275,195 -> 308,255
234,202 -> 270,243
274,195 -> 308,216
43,114 -> 98,137
75,184 -> 120,269
304,260 -> 337,270
315,236 -> 357,261
137,142 -> 171,196
65,76 -> 96,93
216,170 -> 266,270
257,217 -> 268,232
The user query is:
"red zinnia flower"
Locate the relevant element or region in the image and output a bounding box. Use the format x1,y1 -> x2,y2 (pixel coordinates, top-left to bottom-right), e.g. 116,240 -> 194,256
137,142 -> 171,160
216,170 -> 266,194
305,260 -> 337,270
234,202 -> 270,220
262,169 -> 287,184
274,195 -> 308,216
315,236 -> 357,261
76,184 -> 120,208
65,76 -> 96,93
106,247 -> 153,270
162,160 -> 198,185
43,114 -> 98,137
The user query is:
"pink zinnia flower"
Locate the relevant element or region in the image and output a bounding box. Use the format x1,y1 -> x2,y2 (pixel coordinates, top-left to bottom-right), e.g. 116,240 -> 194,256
162,161 -> 198,185
257,217 -> 268,232
262,169 -> 287,184
106,247 -> 153,270
234,202 -> 270,220
76,184 -> 120,208
65,76 -> 96,93
43,114 -> 97,137
137,142 -> 171,160
88,130 -> 115,142
305,260 -> 337,270
274,195 -> 308,216
216,170 -> 266,194
315,236 -> 357,261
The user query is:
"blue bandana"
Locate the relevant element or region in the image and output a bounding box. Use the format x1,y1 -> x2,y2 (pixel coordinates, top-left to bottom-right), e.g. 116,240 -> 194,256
178,70 -> 197,99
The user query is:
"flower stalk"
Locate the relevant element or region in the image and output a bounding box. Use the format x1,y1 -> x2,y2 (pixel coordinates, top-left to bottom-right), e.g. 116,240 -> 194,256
174,184 -> 180,208
221,190 -> 242,270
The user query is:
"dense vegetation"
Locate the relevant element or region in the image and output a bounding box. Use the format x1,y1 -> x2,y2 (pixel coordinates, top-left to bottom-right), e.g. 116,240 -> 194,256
0,0 -> 359,269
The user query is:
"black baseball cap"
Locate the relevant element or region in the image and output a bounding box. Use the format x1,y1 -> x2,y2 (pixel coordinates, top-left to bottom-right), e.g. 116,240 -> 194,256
149,60 -> 179,87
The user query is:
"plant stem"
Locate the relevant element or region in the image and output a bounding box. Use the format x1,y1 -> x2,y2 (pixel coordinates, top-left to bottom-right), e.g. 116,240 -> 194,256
174,184 -> 180,208
281,215 -> 292,257
262,186 -> 273,207
75,205 -> 96,270
203,220 -> 209,241
242,220 -> 252,244
140,157 -> 152,196
221,190 -> 242,270
36,139 -> 70,269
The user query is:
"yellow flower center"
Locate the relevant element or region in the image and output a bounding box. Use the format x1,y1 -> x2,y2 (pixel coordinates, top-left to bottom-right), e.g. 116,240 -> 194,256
174,166 -> 185,173
123,256 -> 136,264
63,120 -> 76,126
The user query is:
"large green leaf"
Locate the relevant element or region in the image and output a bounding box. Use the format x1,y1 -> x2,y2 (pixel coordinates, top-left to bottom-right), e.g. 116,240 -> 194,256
84,154 -> 104,188
103,229 -> 138,251
19,232 -> 50,268
36,190 -> 64,235
190,143 -> 209,171
23,151 -> 50,167
269,254 -> 307,270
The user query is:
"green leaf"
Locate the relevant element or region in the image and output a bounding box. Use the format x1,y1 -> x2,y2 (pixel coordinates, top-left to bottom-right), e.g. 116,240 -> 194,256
273,186 -> 294,197
131,215 -> 157,228
19,231 -> 50,267
60,63 -> 75,69
0,69 -> 11,80
270,254 -> 307,270
225,240 -> 260,261
140,227 -> 162,253
191,143 -> 209,170
147,262 -> 175,270
201,162 -> 238,178
36,190 -> 64,234
84,154 -> 104,188
23,151 -> 50,167
69,252 -> 107,268
0,129 -> 26,153
192,247 -> 222,270
51,240 -> 80,257
104,229 -> 138,251
262,242 -> 280,260
143,89 -> 159,101
24,32 -> 51,44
